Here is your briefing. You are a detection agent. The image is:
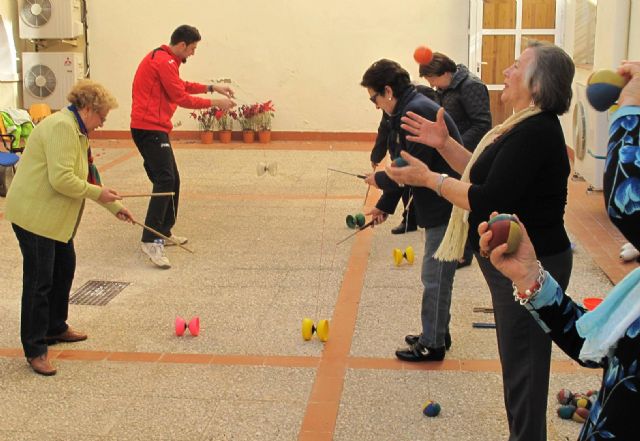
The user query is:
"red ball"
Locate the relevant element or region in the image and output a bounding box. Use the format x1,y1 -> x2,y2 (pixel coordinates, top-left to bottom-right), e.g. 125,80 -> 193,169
487,214 -> 522,254
557,388 -> 573,405
413,45 -> 433,65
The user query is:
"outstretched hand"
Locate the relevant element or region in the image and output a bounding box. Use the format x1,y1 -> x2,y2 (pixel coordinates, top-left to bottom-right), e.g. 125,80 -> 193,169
400,108 -> 450,150
478,212 -> 540,292
384,150 -> 431,187
212,98 -> 236,110
214,84 -> 235,99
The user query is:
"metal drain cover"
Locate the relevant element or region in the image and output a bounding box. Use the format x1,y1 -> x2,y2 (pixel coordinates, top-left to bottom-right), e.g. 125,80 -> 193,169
69,280 -> 130,306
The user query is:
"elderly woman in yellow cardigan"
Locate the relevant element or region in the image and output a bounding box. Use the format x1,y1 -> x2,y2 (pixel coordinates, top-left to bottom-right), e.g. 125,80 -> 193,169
5,80 -> 133,376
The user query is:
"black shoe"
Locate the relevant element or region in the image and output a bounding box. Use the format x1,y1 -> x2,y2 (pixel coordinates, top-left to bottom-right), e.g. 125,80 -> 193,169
391,222 -> 418,235
457,258 -> 472,269
404,332 -> 452,351
395,342 -> 445,362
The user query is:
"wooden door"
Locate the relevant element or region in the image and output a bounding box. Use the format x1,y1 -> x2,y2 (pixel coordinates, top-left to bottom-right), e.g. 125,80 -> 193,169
469,0 -> 561,125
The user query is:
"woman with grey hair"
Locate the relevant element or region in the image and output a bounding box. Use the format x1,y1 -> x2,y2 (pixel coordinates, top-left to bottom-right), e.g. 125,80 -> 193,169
385,41 -> 575,441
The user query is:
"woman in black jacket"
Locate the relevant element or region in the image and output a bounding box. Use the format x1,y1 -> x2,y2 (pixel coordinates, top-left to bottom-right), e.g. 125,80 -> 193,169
385,42 -> 575,441
361,59 -> 462,361
420,53 -> 492,267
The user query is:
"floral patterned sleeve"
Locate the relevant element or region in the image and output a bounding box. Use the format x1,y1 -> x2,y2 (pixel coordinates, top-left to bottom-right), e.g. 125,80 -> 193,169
523,275 -> 603,368
603,106 -> 640,250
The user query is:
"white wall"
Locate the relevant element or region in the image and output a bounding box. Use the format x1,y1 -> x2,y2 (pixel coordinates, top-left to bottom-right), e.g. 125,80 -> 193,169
6,0 -> 636,135
629,0 -> 640,60
560,0 -> 639,142
86,0 -> 469,132
0,0 -> 20,108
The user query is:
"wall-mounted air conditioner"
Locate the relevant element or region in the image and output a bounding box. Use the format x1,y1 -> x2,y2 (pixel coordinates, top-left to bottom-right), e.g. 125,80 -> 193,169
22,52 -> 84,110
572,81 -> 609,191
18,0 -> 83,40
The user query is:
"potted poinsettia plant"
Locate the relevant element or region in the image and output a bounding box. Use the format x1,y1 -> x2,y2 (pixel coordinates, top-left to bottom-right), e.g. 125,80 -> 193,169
255,100 -> 275,143
238,104 -> 258,143
214,108 -> 237,143
189,108 -> 216,144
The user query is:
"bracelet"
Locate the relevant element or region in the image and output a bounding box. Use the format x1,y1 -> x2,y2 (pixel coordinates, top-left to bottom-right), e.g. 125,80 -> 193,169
512,260 -> 546,305
435,173 -> 449,197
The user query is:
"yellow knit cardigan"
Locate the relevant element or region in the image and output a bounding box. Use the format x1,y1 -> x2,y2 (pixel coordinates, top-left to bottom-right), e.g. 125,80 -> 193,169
5,108 -> 123,242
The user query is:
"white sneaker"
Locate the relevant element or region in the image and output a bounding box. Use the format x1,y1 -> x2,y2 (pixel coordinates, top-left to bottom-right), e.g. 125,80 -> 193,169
164,235 -> 188,247
141,241 -> 171,269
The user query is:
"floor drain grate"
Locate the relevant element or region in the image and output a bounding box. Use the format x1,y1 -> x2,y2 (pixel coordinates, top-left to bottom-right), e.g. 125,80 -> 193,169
69,280 -> 130,306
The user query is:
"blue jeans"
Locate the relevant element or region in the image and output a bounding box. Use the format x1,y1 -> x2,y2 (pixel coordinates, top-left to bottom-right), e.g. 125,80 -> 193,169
418,224 -> 457,348
12,224 -> 75,358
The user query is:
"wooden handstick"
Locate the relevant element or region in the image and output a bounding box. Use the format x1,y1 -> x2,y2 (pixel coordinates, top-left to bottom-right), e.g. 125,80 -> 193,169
132,220 -> 194,254
336,220 -> 375,245
120,192 -> 175,198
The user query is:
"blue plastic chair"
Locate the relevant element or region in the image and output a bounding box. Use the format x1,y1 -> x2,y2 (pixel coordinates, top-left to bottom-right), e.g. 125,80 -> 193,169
0,149 -> 19,197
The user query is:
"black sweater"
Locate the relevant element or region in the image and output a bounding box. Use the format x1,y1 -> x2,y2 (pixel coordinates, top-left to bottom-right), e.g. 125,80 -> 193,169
467,111 -> 571,257
435,64 -> 492,152
374,87 -> 462,228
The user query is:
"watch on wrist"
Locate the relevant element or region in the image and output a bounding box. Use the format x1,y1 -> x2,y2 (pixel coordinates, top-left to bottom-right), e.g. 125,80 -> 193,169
435,173 -> 449,197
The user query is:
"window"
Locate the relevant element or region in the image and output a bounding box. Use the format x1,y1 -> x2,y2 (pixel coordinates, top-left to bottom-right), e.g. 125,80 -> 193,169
573,0 -> 597,67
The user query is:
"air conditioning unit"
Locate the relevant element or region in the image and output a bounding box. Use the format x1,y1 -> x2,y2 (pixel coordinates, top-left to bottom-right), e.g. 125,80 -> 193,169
22,52 -> 85,110
572,81 -> 609,191
18,0 -> 83,40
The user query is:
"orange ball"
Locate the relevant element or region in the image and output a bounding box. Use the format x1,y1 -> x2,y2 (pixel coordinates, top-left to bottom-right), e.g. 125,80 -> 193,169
413,46 -> 433,65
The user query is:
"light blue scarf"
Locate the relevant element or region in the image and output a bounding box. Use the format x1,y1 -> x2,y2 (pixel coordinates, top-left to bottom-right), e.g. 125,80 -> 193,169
576,267 -> 640,362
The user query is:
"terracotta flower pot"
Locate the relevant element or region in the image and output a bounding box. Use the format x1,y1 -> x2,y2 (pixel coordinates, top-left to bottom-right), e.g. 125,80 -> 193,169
242,130 -> 255,144
218,130 -> 232,144
258,130 -> 271,144
200,131 -> 214,144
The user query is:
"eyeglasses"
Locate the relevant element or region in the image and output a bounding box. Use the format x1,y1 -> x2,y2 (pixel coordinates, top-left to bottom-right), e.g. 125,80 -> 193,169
369,92 -> 380,104
96,111 -> 107,125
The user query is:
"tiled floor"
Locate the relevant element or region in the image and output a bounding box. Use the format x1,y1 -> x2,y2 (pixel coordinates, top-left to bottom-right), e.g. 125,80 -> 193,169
0,139 -> 633,440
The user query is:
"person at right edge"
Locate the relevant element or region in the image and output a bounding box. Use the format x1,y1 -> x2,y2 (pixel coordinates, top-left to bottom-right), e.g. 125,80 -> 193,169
385,42 -> 575,441
130,24 -> 235,269
419,52 -> 492,268
478,60 -> 640,441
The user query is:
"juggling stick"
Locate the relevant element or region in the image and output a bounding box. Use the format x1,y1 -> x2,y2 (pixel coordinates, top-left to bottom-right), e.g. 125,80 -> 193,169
327,167 -> 366,179
132,220 -> 194,254
175,316 -> 200,336
336,220 -> 375,245
121,192 -> 175,198
472,322 -> 496,329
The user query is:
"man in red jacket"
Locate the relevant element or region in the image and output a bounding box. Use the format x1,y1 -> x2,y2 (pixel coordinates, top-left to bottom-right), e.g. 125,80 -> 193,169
131,24 -> 235,269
